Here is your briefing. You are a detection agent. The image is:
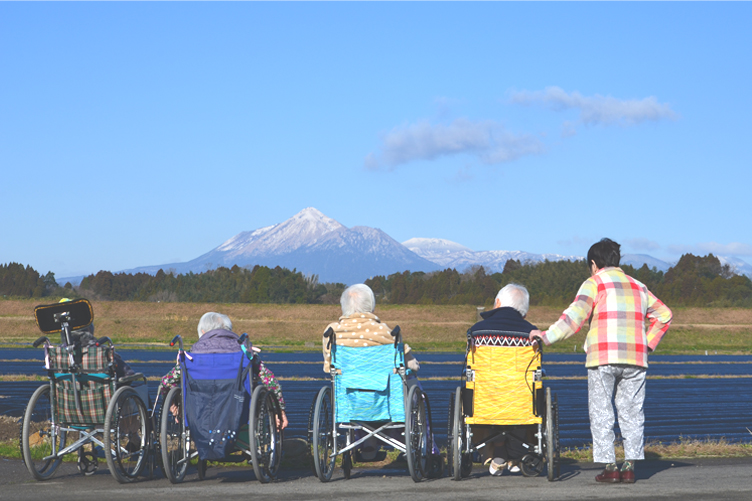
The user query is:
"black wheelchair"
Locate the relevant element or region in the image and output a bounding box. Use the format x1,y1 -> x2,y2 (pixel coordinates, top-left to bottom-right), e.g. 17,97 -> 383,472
20,299 -> 154,483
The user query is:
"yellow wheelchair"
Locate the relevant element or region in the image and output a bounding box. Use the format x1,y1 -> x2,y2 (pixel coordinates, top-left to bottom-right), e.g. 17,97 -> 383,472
448,330 -> 560,481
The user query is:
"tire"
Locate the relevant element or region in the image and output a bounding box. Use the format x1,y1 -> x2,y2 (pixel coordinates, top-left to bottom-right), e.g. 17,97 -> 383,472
311,386 -> 336,482
21,385 -> 65,480
545,387 -> 557,481
342,450 -> 352,479
104,386 -> 149,483
520,453 -> 544,477
197,459 -> 207,480
450,387 -> 464,480
405,385 -> 428,482
249,385 -> 282,483
160,387 -> 188,484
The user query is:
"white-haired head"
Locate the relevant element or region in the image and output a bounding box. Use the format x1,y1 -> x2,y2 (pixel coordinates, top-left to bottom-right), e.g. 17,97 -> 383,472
340,284 -> 376,317
494,283 -> 530,317
197,312 -> 233,337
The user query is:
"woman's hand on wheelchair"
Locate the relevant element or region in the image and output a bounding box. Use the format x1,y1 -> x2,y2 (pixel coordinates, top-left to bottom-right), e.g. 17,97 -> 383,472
528,329 -> 543,349
277,411 -> 288,431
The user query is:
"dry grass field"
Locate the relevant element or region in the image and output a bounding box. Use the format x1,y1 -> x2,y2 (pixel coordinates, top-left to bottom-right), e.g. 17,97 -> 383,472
1,299 -> 751,353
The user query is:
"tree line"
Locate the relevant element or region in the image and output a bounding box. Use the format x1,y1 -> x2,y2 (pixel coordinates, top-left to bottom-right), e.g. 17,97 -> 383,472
1,254 -> 750,307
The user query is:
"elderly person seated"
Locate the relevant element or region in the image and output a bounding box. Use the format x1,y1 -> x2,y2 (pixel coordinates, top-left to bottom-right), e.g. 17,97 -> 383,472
468,283 -> 538,476
160,312 -> 288,430
322,284 -> 420,374
322,284 -> 428,461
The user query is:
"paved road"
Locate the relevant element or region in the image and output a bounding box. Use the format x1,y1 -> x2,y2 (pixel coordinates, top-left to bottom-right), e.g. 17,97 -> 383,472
2,457 -> 751,501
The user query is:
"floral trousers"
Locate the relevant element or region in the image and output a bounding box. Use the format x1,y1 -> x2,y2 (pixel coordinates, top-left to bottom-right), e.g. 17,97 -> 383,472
587,364 -> 647,464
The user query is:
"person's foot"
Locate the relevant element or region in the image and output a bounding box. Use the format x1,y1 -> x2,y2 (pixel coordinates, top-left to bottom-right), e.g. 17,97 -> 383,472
595,463 -> 620,483
620,461 -> 636,484
507,461 -> 520,473
489,457 -> 506,476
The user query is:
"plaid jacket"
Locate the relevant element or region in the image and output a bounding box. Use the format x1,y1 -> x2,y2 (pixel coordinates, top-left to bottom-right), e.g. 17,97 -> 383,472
540,267 -> 672,368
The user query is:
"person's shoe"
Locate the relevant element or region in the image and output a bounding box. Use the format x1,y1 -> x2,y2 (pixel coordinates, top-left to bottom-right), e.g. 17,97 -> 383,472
489,457 -> 506,476
507,461 -> 520,473
620,461 -> 636,484
595,463 -> 620,483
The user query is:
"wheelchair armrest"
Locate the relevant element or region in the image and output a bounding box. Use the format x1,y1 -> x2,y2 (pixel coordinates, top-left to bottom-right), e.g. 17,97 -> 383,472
118,373 -> 147,386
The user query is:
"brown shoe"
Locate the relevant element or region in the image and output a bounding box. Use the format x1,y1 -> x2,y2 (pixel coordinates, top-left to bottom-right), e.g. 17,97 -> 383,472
595,468 -> 621,483
620,469 -> 636,483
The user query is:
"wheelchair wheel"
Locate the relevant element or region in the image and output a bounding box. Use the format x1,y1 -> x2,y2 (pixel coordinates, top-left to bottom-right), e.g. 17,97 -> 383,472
21,385 -> 66,480
449,387 -> 469,480
405,385 -> 428,482
311,386 -> 336,482
104,386 -> 149,483
197,459 -> 208,480
545,387 -> 560,482
520,453 -> 544,477
249,385 -> 282,483
342,428 -> 353,479
160,387 -> 188,484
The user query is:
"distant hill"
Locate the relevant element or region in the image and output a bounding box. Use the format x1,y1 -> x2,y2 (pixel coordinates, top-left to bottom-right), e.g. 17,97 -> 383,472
124,208 -> 440,284
57,208 -> 751,286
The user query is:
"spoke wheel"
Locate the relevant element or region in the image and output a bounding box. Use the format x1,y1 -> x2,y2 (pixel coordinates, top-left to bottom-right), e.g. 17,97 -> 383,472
311,386 -> 336,482
21,385 -> 66,480
450,387 -> 466,480
545,387 -> 558,481
250,386 -> 282,483
105,386 -> 149,483
405,385 -> 428,482
160,387 -> 188,484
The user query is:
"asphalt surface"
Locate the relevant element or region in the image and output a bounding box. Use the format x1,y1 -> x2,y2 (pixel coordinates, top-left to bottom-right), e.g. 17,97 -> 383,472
2,456 -> 752,501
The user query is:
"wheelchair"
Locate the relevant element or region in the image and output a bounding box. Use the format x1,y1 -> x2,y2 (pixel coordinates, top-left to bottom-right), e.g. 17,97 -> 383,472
20,299 -> 153,483
160,333 -> 283,483
309,326 -> 440,483
448,330 -> 560,481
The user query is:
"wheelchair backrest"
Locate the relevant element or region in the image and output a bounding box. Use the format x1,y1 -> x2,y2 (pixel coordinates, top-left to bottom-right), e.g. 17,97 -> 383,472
332,343 -> 406,423
46,344 -> 114,374
182,351 -> 254,394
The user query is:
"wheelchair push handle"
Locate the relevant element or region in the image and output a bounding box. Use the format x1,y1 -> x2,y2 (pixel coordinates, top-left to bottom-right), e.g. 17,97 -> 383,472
33,336 -> 51,348
95,336 -> 113,347
323,326 -> 335,350
531,335 -> 543,353
390,325 -> 401,348
170,334 -> 184,351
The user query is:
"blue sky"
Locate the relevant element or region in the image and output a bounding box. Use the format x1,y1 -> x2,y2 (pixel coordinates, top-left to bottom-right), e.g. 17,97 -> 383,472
2,2 -> 751,278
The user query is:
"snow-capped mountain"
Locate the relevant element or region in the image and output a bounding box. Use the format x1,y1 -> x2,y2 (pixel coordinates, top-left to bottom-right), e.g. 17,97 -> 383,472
125,208 -> 440,284
106,208 -> 752,286
404,238 -> 581,273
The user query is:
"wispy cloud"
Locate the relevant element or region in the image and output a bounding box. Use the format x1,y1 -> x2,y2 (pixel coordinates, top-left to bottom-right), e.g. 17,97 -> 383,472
667,242 -> 752,257
624,238 -> 662,252
365,118 -> 545,170
510,86 -> 678,126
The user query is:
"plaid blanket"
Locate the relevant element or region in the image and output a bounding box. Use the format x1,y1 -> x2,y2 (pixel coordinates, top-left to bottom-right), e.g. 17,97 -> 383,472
54,377 -> 114,425
47,344 -> 113,373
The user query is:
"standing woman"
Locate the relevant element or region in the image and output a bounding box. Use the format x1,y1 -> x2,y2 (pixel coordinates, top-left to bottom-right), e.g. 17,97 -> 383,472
529,238 -> 672,484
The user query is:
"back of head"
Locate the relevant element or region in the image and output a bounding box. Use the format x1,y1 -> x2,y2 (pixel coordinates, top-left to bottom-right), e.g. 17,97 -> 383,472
587,238 -> 621,269
340,284 -> 376,317
495,283 -> 530,317
197,312 -> 233,337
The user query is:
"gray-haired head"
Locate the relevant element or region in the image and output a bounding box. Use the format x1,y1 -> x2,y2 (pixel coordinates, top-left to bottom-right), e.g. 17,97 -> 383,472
340,284 -> 376,317
495,283 -> 530,317
197,312 -> 233,337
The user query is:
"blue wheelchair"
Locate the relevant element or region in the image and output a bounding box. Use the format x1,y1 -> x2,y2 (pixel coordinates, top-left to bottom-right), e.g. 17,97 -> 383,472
21,299 -> 153,483
309,326 -> 440,482
160,334 -> 283,483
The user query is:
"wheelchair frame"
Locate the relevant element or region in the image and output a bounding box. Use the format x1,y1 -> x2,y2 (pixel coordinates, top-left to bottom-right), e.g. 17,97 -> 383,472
448,330 -> 560,481
20,299 -> 154,483
160,333 -> 283,484
309,326 -> 438,483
